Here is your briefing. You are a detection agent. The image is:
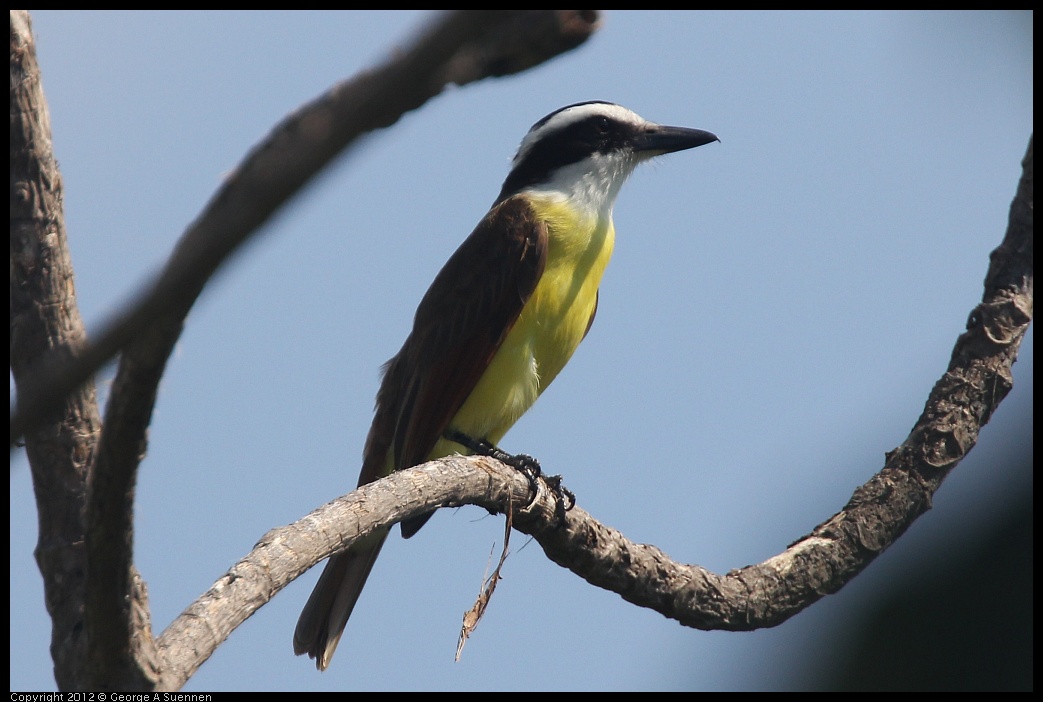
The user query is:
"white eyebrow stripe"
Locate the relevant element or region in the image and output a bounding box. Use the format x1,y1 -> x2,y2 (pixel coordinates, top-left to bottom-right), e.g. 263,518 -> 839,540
533,102 -> 644,134
513,102 -> 649,168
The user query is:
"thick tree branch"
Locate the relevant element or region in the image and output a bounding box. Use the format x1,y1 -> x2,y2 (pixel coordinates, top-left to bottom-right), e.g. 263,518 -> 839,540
154,456 -> 535,691
9,10 -> 100,690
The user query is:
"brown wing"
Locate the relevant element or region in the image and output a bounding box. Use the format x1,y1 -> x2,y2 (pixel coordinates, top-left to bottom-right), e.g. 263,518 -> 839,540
295,198 -> 547,667
357,195 -> 547,487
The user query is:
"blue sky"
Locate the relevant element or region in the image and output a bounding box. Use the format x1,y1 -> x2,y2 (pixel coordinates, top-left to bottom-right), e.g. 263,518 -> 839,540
11,10 -> 1032,691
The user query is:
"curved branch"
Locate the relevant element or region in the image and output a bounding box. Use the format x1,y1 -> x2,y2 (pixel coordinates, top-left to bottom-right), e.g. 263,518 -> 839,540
156,137 -> 1031,686
154,456 -> 537,691
519,136 -> 1033,633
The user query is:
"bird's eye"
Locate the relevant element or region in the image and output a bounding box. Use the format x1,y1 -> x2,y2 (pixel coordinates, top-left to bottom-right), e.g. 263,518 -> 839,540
594,116 -> 610,133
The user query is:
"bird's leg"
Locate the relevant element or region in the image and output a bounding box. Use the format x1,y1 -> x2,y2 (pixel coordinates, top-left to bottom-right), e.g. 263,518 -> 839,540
444,429 -> 575,523
444,429 -> 542,494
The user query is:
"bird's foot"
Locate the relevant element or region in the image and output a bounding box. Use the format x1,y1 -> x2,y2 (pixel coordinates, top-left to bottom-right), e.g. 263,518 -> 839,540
445,430 -> 575,525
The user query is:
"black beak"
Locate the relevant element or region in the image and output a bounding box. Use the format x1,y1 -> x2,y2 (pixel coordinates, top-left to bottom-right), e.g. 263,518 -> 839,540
634,124 -> 719,155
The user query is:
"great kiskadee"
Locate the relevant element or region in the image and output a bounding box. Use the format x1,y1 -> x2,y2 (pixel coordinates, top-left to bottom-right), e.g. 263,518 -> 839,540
294,101 -> 718,670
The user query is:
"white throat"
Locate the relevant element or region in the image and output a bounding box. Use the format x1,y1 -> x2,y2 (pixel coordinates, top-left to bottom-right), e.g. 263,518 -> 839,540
524,150 -> 640,220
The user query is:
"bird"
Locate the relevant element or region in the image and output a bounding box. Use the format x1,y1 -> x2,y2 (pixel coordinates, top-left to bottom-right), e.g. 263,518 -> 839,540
293,101 -> 718,670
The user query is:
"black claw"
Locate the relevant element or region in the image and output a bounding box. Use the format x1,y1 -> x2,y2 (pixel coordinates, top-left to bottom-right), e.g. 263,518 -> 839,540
542,474 -> 576,525
547,475 -> 576,512
444,429 -> 575,526
485,449 -> 543,508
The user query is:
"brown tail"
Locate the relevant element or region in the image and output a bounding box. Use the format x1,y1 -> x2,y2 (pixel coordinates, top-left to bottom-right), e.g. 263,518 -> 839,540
293,528 -> 389,670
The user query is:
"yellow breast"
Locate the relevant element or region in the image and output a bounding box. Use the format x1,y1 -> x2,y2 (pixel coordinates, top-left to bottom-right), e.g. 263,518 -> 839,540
434,196 -> 615,455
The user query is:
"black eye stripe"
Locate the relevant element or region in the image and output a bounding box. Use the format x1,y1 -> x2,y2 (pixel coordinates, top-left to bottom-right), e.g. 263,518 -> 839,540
549,115 -> 624,148
498,114 -> 638,199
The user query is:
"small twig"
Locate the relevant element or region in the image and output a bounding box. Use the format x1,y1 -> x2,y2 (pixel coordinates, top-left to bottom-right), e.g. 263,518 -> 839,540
457,496 -> 514,661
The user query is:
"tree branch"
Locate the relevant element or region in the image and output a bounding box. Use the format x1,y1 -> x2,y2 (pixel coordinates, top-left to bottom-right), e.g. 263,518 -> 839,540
155,135 -> 1031,686
9,10 -> 100,690
538,135 -> 1033,628
154,455 -> 535,690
